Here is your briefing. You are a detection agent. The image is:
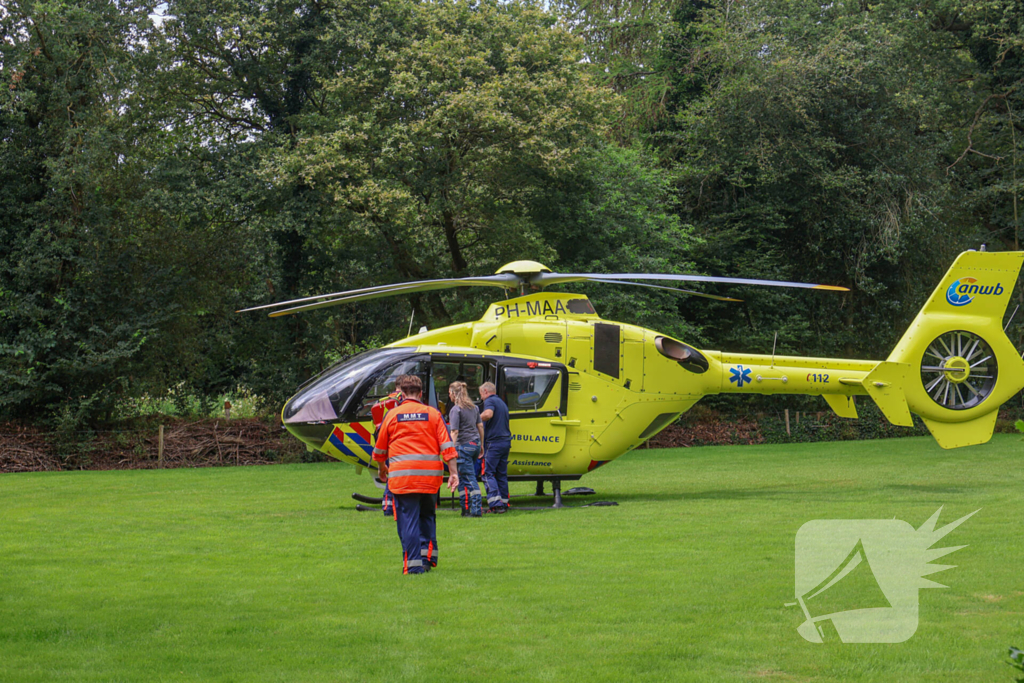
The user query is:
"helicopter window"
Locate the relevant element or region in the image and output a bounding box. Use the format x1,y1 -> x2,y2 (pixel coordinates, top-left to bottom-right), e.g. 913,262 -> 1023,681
593,323 -> 620,378
432,361 -> 488,416
502,367 -> 561,413
654,336 -> 709,374
567,299 -> 596,315
283,348 -> 413,423
354,357 -> 431,419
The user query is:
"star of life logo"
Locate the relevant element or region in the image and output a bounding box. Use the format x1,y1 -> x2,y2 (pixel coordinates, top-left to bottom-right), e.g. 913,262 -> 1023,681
945,277 -> 1003,307
788,507 -> 977,643
729,365 -> 752,387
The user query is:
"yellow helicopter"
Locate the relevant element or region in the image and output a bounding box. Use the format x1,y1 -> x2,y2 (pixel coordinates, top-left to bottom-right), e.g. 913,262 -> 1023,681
243,250 -> 1024,503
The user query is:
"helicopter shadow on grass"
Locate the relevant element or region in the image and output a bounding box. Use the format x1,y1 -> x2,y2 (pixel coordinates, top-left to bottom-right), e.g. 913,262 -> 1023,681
591,481 -> 970,504
612,483 -> 817,503
345,481 -> 970,513
877,483 -> 970,496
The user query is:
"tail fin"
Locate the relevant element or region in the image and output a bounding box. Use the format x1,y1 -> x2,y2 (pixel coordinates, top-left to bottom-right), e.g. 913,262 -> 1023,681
871,250 -> 1024,448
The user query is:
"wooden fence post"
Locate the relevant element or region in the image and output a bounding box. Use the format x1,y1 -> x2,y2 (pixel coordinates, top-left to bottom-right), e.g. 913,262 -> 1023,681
158,424 -> 164,467
784,409 -> 791,436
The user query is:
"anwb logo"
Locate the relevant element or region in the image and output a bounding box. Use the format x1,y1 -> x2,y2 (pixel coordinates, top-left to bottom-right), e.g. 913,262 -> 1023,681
946,277 -> 1004,307
788,508 -> 977,643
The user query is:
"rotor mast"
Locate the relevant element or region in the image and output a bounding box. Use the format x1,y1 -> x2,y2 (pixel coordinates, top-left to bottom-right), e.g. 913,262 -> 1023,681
495,260 -> 553,297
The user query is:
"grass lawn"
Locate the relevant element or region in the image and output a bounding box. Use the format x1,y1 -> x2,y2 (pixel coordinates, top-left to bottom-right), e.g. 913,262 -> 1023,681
1,435 -> 1022,682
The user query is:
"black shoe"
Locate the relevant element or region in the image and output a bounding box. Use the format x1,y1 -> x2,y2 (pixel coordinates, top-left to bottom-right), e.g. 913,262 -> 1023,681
423,563 -> 432,572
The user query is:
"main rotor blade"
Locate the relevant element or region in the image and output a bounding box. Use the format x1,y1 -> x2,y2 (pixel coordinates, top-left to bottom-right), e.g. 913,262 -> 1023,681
588,279 -> 743,302
238,273 -> 521,313
531,272 -> 849,291
267,281 -> 489,317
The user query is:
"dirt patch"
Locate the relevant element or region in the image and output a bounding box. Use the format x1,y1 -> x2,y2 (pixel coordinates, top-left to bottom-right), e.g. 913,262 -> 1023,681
646,416 -> 764,449
0,419 -> 309,472
0,425 -> 62,472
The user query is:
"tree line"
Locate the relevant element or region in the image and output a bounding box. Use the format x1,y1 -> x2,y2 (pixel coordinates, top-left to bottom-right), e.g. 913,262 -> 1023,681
2,0 -> 1022,426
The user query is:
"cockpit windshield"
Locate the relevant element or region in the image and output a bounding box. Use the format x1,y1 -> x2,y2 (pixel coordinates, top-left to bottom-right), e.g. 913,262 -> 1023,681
283,348 -> 415,423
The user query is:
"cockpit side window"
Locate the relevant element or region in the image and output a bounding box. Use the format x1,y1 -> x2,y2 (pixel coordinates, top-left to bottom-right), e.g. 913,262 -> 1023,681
353,358 -> 430,419
501,367 -> 562,414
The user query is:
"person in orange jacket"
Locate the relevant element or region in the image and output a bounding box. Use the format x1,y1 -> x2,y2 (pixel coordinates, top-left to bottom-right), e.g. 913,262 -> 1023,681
370,389 -> 403,517
373,374 -> 459,574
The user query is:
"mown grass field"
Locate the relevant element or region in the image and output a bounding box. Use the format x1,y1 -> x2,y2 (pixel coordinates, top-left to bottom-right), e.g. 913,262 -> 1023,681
2,435 -> 1022,682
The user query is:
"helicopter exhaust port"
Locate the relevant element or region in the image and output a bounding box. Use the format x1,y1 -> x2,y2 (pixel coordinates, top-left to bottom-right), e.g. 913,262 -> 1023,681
655,336 -> 709,374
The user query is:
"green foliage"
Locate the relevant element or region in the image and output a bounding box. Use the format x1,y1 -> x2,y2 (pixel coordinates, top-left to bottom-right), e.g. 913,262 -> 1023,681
1,0 -> 163,421
278,0 -> 620,309
3,0 -> 1024,426
656,0 -> 970,357
0,0 -> 255,422
549,0 -> 682,135
754,403 -> 929,445
1015,419 -> 1024,435
3,0 -> 677,422
50,397 -> 100,467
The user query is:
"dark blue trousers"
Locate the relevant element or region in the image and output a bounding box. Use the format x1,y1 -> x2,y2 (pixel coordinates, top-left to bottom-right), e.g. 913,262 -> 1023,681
455,443 -> 482,516
393,493 -> 437,574
483,441 -> 511,510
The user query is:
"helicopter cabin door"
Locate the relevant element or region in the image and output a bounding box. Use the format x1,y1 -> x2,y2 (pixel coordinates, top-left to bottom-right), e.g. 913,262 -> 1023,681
427,355 -> 495,418
497,360 -> 569,457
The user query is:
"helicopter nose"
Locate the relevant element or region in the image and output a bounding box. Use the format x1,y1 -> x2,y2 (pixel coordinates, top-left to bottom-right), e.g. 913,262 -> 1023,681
281,389 -> 339,451
282,420 -> 335,451
283,390 -> 338,424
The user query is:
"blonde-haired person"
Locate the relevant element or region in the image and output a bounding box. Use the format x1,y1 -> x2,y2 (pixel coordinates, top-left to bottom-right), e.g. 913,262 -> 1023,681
447,382 -> 485,517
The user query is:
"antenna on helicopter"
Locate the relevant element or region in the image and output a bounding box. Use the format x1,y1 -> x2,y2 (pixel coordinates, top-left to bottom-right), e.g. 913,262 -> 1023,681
407,307 -> 416,338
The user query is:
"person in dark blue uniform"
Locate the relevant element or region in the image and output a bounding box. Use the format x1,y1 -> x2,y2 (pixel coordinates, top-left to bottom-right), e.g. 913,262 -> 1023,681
478,381 -> 511,513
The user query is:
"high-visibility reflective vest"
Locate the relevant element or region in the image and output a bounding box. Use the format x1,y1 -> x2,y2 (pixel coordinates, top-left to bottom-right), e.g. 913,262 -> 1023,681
373,398 -> 457,495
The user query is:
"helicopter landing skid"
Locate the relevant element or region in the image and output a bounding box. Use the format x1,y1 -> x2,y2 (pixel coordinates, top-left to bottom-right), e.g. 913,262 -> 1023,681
352,492 -> 383,505
485,478 -> 605,509
512,479 -> 595,508
505,475 -> 584,509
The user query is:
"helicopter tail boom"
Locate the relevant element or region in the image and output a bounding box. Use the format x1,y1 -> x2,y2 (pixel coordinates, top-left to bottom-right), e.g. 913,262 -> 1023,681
712,250 -> 1024,449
